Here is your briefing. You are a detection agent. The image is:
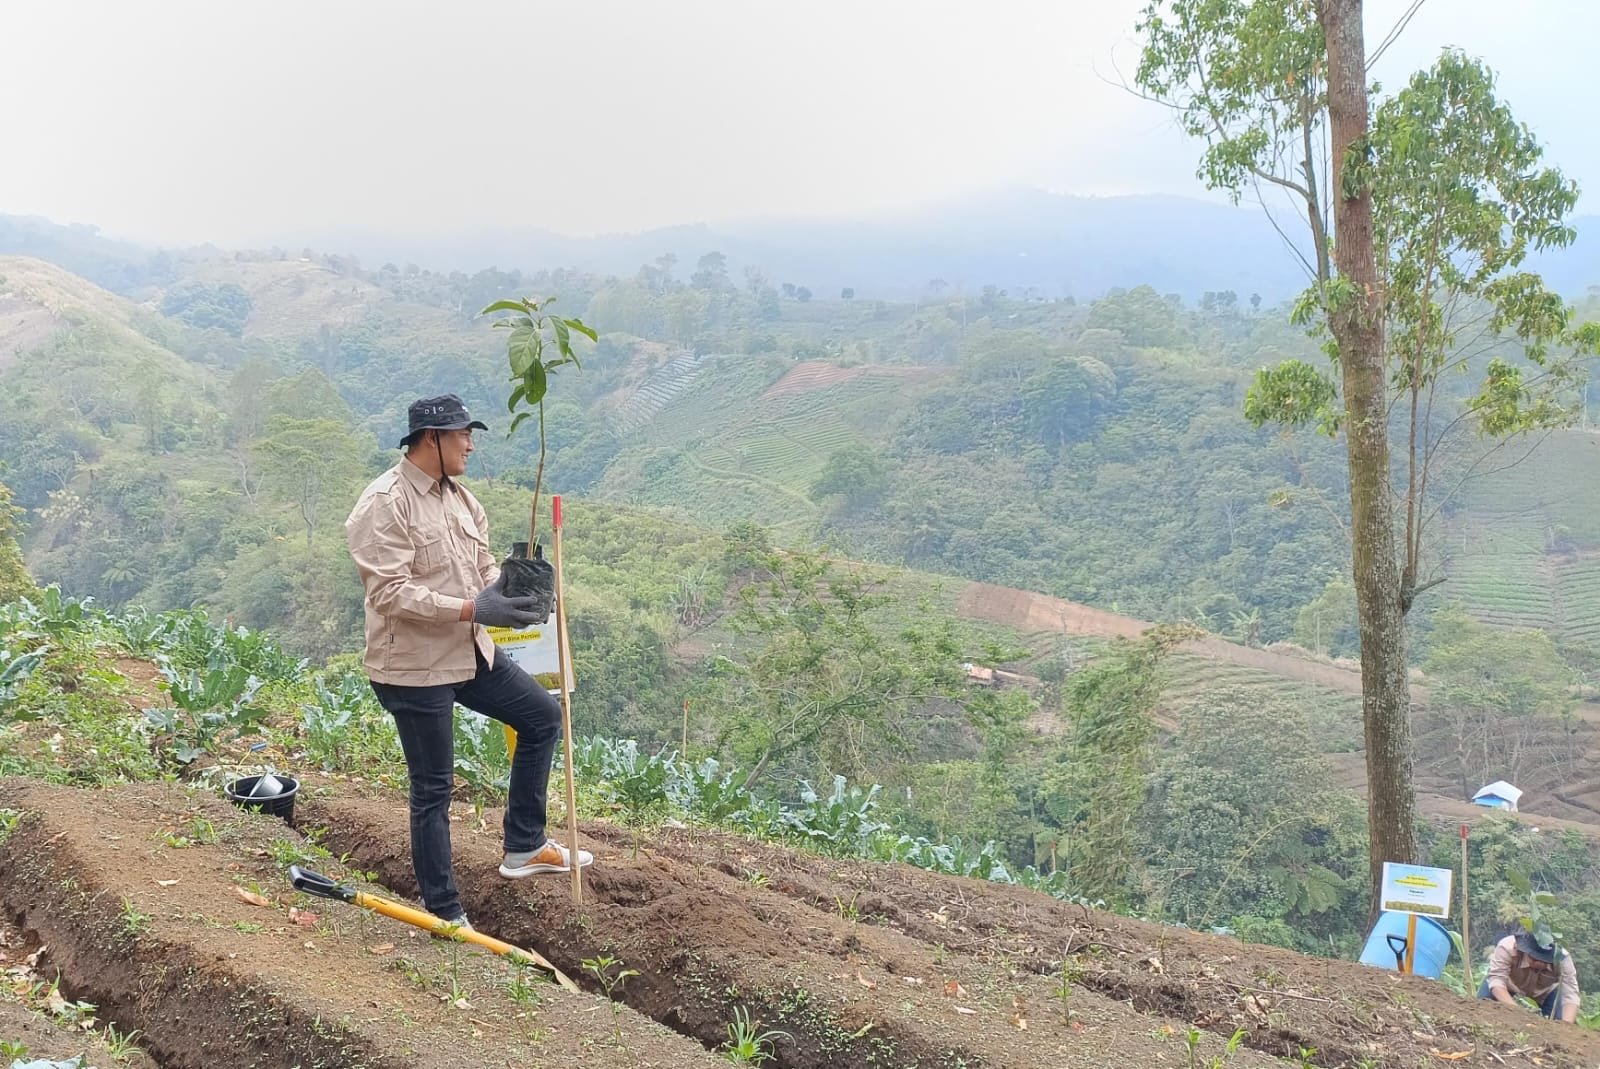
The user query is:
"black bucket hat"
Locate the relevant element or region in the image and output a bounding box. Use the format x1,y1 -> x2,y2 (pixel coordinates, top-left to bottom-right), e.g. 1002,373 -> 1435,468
1516,929 -> 1558,963
398,394 -> 488,448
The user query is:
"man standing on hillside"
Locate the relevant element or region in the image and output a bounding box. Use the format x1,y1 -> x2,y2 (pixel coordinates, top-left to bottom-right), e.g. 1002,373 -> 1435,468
345,393 -> 592,928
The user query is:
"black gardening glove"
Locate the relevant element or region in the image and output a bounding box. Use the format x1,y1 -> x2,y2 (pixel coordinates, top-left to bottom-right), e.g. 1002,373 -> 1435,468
473,580 -> 540,628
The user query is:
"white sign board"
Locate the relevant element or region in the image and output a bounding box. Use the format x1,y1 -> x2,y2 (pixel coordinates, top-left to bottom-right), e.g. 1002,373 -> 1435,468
1379,862 -> 1453,918
485,599 -> 573,693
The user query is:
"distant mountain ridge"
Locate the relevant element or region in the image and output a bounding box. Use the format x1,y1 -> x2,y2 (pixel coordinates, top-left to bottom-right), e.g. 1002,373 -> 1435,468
300,187 -> 1600,304
7,188 -> 1600,305
304,190 -> 1308,303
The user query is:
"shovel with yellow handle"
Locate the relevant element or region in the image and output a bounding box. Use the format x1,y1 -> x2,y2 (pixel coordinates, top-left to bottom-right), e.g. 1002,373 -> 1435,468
288,865 -> 578,992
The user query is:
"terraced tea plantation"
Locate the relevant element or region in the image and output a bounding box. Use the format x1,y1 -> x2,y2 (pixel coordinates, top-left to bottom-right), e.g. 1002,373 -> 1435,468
1158,652 -> 1364,751
1442,511 -> 1556,630
608,349 -> 726,433
1552,552 -> 1600,650
598,360 -> 936,535
1436,430 -> 1600,646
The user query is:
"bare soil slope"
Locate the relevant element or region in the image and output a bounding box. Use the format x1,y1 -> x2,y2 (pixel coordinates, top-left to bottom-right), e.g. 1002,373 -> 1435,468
0,256 -> 171,370
2,776 -> 1593,1068
956,581 -> 1428,700
185,257 -> 395,340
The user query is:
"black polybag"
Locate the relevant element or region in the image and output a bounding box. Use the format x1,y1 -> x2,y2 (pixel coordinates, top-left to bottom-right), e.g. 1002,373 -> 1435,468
500,541 -> 555,624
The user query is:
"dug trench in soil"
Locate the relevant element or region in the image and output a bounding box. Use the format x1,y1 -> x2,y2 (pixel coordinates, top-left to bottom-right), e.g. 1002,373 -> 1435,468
305,785 -> 1300,1069
0,961 -> 162,1069
0,779 -> 731,1069
0,887 -> 162,1067
0,997 -> 158,1069
614,820 -> 1600,1069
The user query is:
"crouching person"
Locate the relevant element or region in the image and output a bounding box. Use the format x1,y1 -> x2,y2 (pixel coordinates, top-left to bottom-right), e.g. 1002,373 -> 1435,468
1479,929 -> 1579,1024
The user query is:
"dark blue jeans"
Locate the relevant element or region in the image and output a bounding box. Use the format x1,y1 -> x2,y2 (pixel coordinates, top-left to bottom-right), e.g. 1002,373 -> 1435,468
1478,979 -> 1562,1019
370,648 -> 562,920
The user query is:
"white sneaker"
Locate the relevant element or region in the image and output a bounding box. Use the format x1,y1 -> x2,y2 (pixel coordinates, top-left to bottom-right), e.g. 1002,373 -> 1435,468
499,840 -> 595,878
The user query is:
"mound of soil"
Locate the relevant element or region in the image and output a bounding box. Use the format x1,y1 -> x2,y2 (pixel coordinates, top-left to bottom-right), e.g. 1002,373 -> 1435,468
620,821 -> 1600,1067
2,774 -> 1596,1068
0,779 -> 725,1069
301,780 -> 1599,1069
301,790 -> 1285,1068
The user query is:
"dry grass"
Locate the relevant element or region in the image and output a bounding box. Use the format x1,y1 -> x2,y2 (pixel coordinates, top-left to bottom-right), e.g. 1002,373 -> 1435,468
0,255 -> 169,367
184,256 -> 395,339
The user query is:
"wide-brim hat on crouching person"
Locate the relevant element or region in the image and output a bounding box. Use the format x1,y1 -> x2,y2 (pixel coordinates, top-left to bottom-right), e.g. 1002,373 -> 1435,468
1516,929 -> 1559,963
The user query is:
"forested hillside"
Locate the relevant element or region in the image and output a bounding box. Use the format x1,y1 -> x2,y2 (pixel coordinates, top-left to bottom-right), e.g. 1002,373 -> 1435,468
4,222 -> 1596,658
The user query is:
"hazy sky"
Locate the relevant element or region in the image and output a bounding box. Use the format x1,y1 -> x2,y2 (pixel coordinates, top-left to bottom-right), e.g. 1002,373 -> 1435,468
4,1 -> 1597,245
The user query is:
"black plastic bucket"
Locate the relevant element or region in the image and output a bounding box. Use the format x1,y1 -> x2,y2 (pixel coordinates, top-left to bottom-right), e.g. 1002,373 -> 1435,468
224,774 -> 299,824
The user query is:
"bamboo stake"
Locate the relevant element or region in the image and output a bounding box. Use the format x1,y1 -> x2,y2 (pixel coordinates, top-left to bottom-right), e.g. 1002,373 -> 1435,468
551,495 -> 582,903
1404,913 -> 1417,975
1461,823 -> 1473,991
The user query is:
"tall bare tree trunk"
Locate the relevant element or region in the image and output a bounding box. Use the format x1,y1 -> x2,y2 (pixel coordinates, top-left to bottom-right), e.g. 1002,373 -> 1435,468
1318,0 -> 1418,910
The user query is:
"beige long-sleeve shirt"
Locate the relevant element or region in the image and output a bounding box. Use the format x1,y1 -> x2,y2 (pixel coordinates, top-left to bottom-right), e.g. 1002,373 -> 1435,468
345,458 -> 500,685
1485,935 -> 1581,1010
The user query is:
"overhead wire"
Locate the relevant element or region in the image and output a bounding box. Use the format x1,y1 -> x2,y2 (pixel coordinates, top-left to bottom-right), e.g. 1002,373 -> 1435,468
1367,0 -> 1428,71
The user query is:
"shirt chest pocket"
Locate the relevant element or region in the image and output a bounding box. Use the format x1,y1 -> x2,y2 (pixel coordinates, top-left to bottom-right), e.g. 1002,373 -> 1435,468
413,536 -> 447,575
451,509 -> 488,557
